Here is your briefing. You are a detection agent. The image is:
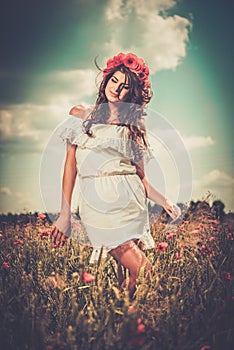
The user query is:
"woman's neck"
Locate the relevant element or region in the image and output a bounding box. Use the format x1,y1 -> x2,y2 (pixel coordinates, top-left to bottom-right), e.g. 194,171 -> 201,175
107,102 -> 120,124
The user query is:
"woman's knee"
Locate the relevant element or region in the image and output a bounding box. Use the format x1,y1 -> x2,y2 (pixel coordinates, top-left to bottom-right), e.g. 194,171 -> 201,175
109,240 -> 151,277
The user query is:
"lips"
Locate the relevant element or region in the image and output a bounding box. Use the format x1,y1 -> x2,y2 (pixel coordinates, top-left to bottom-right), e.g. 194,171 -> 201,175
110,92 -> 119,98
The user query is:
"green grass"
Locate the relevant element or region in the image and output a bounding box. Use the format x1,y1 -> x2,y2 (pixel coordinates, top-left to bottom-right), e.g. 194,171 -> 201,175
0,207 -> 233,350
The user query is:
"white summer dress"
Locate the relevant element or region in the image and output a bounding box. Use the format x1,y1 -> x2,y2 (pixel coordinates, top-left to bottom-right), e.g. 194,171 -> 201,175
57,115 -> 155,262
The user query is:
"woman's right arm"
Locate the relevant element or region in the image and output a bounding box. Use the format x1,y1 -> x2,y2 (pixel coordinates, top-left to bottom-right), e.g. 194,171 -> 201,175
60,142 -> 77,217
50,142 -> 77,246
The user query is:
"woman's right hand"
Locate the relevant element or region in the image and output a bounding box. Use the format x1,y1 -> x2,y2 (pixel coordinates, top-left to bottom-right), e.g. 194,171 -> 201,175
163,198 -> 181,223
50,215 -> 71,247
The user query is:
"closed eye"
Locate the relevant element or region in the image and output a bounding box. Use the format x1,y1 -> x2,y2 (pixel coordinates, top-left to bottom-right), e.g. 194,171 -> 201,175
111,75 -> 129,89
111,77 -> 118,83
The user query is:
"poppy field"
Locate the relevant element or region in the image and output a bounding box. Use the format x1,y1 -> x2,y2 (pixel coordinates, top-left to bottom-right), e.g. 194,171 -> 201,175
0,200 -> 233,350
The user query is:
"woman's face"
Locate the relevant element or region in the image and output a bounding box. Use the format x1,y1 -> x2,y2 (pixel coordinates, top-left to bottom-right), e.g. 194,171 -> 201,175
105,70 -> 129,102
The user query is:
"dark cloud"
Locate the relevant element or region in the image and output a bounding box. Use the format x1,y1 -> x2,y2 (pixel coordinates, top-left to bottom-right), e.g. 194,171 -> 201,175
1,0 -> 233,111
1,0 -> 106,104
1,0 -> 104,70
0,135 -> 43,154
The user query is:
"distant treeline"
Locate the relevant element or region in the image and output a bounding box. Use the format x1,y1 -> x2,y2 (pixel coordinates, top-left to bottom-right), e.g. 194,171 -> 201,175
0,199 -> 233,228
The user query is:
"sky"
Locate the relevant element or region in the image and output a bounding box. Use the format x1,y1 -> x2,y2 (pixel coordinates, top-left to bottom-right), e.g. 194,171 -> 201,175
0,0 -> 233,214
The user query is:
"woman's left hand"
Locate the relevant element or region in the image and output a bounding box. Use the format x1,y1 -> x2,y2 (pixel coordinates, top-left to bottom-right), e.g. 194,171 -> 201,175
163,198 -> 181,223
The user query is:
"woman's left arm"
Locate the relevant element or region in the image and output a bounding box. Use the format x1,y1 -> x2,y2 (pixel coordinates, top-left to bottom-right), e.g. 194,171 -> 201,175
134,158 -> 181,222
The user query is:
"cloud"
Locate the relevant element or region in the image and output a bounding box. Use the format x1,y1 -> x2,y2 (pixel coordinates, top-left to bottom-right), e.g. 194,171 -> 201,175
25,69 -> 97,106
0,187 -> 12,196
0,68 -> 97,154
0,188 -> 35,213
203,170 -> 234,187
0,104 -> 60,154
194,169 -> 234,189
182,135 -> 215,150
103,0 -> 192,72
32,69 -> 97,104
192,169 -> 234,211
105,0 -> 177,20
146,130 -> 214,156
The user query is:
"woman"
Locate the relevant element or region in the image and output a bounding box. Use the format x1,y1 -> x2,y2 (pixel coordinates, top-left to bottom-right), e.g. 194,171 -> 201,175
50,52 -> 181,297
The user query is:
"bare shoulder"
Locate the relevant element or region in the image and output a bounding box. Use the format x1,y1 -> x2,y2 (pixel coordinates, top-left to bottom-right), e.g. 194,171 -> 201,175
69,104 -> 94,120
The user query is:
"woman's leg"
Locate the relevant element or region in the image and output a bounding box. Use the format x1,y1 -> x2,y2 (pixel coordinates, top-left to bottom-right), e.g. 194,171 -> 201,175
116,240 -> 144,287
109,240 -> 152,298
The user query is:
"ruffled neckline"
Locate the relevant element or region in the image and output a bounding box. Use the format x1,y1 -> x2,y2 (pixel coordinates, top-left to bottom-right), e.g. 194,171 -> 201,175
90,122 -> 128,128
57,116 -> 154,163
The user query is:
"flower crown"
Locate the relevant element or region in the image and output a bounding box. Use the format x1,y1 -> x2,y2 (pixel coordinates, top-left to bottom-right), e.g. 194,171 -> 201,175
102,52 -> 151,89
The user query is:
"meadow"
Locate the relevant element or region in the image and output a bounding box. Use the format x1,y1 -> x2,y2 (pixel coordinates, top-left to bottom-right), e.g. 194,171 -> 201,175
0,200 -> 233,350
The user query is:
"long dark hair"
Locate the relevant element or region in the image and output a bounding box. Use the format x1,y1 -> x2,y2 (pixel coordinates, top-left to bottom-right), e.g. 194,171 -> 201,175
83,64 -> 153,161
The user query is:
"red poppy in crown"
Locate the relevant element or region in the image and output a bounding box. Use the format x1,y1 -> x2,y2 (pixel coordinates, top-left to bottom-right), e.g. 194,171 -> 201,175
103,52 -> 151,89
123,53 -> 141,71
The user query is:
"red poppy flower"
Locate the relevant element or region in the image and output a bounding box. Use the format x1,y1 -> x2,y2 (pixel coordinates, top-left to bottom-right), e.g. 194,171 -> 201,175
83,272 -> 95,283
38,213 -> 46,219
14,239 -> 23,246
227,233 -> 233,240
103,68 -> 111,77
2,262 -> 10,269
127,305 -> 135,313
113,52 -> 125,66
141,64 -> 149,76
210,250 -> 215,257
104,53 -> 125,76
138,71 -> 148,81
135,57 -> 145,72
137,323 -> 145,333
156,242 -> 168,252
166,233 -> 175,240
40,230 -> 49,239
208,219 -> 219,225
123,53 -> 140,71
106,57 -> 115,69
200,345 -> 211,350
201,245 -> 210,253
